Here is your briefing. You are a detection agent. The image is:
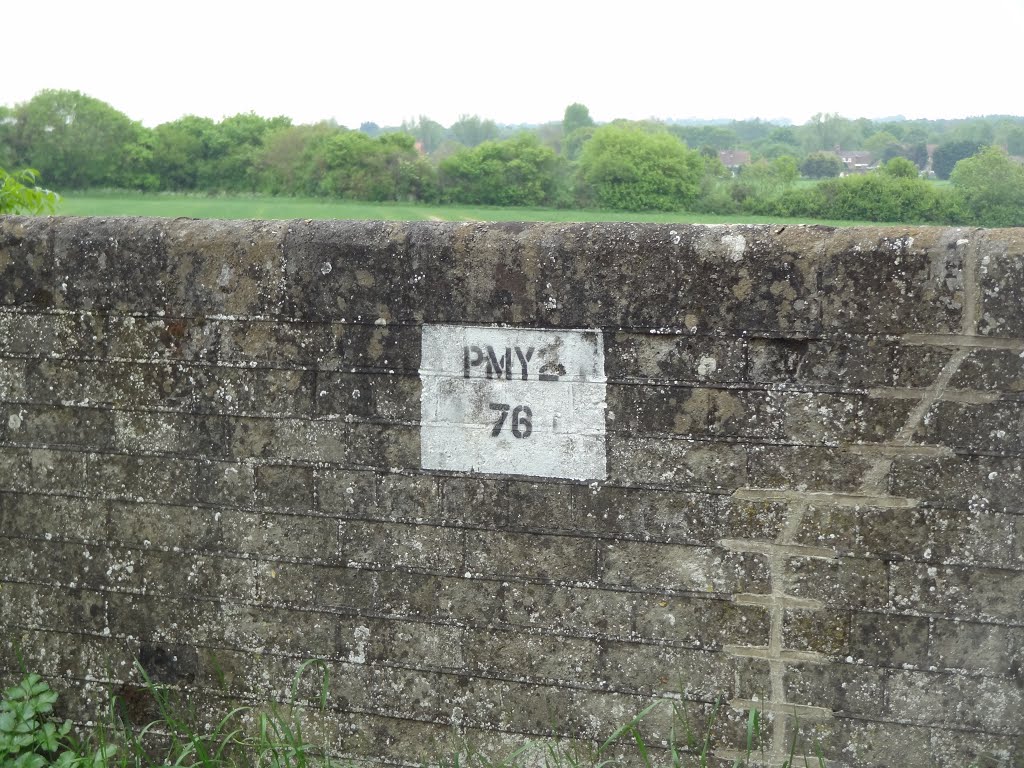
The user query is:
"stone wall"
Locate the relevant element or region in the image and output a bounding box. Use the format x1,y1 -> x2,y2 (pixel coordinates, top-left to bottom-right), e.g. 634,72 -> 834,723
0,216 -> 1021,767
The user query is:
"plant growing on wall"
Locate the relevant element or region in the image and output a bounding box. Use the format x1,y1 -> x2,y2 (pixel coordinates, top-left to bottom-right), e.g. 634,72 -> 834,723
0,673 -> 113,767
0,168 -> 59,215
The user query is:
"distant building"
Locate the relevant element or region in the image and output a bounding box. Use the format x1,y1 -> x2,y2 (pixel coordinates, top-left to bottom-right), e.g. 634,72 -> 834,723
834,149 -> 876,174
718,150 -> 751,173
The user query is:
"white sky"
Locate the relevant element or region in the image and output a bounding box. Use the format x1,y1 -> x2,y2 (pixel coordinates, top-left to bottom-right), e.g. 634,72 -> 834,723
5,0 -> 1023,129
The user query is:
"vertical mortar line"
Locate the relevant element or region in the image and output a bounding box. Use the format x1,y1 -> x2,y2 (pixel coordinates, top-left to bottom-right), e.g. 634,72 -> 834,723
767,498 -> 809,765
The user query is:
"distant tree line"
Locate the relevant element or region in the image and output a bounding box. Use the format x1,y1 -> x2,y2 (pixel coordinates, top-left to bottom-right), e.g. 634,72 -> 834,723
2,90 -> 1023,226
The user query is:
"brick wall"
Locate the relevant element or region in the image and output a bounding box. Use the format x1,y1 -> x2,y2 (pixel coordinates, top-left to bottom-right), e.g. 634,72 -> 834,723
0,217 -> 1021,766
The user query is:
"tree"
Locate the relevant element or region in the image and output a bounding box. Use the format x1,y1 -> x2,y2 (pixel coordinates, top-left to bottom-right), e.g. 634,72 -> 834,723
9,90 -> 143,188
950,146 -> 1024,227
440,133 -> 560,206
254,122 -> 339,195
576,124 -> 702,211
210,112 -> 291,192
450,115 -> 500,148
881,157 -> 919,179
316,130 -> 437,202
147,115 -> 223,190
401,116 -> 446,154
1004,124 -> 1024,156
562,103 -> 594,137
932,140 -> 983,180
800,152 -> 844,179
0,168 -> 59,214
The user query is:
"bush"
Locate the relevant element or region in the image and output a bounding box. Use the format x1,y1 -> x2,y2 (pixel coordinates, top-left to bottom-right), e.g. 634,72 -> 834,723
0,168 -> 59,215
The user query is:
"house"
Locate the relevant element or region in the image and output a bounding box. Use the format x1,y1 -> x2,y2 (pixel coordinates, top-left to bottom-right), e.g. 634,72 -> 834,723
835,149 -> 876,174
718,150 -> 751,174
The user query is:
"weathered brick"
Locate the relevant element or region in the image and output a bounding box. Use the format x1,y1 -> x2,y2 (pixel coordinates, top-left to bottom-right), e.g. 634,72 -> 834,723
2,404 -> 116,451
888,562 -> 1024,623
221,511 -> 340,563
0,217 -> 54,308
316,467 -> 377,517
315,372 -> 419,422
0,582 -> 106,634
255,463 -> 315,513
259,562 -> 372,612
602,541 -> 769,596
784,660 -> 886,717
500,581 -> 636,638
605,332 -> 746,385
634,594 -> 768,649
465,530 -> 597,582
846,611 -> 930,667
601,641 -> 768,701
889,454 -> 1024,513
887,669 -> 1024,732
929,619 -> 1012,676
608,436 -> 747,490
977,228 -> 1024,337
466,628 -> 601,684
343,521 -> 464,575
786,556 -> 888,610
782,608 -> 851,657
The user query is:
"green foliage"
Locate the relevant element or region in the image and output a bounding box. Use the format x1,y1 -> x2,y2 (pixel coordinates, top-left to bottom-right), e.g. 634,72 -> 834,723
450,115 -> 500,148
440,133 -> 561,207
0,674 -> 113,768
800,152 -> 844,179
8,90 -> 142,189
562,103 -> 594,138
932,140 -> 983,180
773,172 -> 962,224
950,146 -> 1024,227
577,125 -> 702,211
730,156 -> 800,214
881,157 -> 920,179
0,168 -> 59,215
319,130 -> 437,202
668,125 -> 740,152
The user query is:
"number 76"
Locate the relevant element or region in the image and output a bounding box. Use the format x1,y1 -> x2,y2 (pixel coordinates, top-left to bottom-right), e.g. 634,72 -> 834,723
489,403 -> 533,438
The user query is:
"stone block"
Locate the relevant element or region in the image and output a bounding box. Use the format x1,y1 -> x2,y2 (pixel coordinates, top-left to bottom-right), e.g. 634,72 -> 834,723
465,530 -> 597,582
888,562 -> 1024,623
634,594 -> 769,650
608,436 -> 747,491
343,521 -> 464,575
784,660 -> 886,717
977,228 -> 1024,337
499,581 -> 636,638
0,217 -> 54,309
602,541 -> 769,596
604,332 -> 747,385
255,463 -> 315,513
786,556 -> 888,610
846,611 -> 930,667
162,218 -> 286,316
929,619 -> 1011,676
316,467 -> 377,517
221,511 -> 340,563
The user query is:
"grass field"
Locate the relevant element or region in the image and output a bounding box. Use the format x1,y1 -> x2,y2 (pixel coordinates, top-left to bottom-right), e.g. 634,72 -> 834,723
53,191 -> 883,228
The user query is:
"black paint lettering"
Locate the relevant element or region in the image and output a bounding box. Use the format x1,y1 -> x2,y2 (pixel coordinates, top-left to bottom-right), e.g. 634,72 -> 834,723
464,345 -> 484,378
489,402 -> 533,438
515,346 -> 535,380
485,345 -> 511,380
488,402 -> 510,436
511,405 -> 532,438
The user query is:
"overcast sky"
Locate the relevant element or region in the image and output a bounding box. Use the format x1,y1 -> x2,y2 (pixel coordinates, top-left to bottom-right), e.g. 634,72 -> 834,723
6,0 -> 1023,129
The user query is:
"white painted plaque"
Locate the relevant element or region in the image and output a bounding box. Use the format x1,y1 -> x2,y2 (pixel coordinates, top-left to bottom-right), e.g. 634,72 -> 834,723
420,324 -> 606,480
